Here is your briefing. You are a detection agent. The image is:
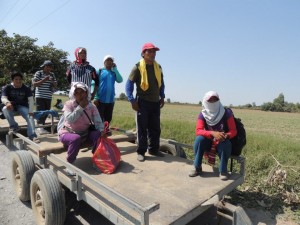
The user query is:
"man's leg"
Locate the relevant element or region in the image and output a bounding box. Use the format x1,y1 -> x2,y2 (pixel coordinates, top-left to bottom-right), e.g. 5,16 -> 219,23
2,106 -> 18,130
104,103 -> 114,124
136,99 -> 149,156
147,101 -> 161,154
36,98 -> 50,125
17,106 -> 36,139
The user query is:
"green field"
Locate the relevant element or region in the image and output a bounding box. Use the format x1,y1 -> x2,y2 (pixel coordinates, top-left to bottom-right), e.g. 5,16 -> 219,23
53,96 -> 300,221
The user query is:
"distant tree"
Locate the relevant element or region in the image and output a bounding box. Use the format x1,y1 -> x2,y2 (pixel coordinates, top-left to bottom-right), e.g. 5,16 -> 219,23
252,102 -> 256,107
273,93 -> 285,107
167,98 -> 171,103
0,29 -> 69,90
119,93 -> 126,100
199,101 -> 202,106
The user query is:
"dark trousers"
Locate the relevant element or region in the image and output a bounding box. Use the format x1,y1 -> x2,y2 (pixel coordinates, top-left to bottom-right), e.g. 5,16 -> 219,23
136,99 -> 161,155
97,102 -> 114,124
36,98 -> 52,125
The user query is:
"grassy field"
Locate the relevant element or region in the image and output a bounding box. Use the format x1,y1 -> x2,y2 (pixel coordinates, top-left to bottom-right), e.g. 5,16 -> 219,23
53,96 -> 300,221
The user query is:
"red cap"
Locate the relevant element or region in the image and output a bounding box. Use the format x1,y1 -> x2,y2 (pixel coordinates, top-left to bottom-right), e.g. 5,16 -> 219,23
141,43 -> 160,53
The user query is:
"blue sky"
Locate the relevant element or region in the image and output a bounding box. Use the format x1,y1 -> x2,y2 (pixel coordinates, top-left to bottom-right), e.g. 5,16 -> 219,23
1,0 -> 299,106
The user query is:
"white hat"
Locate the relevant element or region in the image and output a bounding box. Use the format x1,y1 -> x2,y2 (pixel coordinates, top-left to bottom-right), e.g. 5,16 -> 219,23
74,82 -> 88,92
103,55 -> 114,63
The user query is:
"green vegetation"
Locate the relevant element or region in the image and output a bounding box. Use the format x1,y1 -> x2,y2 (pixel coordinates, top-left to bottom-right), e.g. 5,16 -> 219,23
112,100 -> 300,221
0,30 -> 69,90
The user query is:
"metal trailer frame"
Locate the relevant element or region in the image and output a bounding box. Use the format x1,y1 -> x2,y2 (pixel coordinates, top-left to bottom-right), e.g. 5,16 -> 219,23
7,130 -> 252,225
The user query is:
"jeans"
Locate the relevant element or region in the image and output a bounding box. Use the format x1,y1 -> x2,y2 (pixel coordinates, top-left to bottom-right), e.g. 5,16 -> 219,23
193,135 -> 232,173
2,105 -> 36,139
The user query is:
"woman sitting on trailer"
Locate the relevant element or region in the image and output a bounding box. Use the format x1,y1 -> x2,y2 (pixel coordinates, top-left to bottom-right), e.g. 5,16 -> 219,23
189,91 -> 237,181
57,82 -> 105,175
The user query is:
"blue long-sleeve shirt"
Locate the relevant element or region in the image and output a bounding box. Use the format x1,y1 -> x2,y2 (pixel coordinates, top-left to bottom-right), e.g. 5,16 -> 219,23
94,67 -> 123,103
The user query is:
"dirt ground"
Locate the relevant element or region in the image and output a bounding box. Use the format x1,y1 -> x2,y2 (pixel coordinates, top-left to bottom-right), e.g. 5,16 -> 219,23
0,139 -> 298,225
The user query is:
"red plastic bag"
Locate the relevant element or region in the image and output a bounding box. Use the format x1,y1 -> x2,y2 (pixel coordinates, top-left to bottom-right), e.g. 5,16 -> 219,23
92,137 -> 121,174
92,123 -> 121,174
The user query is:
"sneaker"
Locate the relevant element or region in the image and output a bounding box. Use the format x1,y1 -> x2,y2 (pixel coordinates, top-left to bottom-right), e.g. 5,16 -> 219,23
189,166 -> 202,177
36,127 -> 49,135
66,168 -> 76,176
220,172 -> 229,181
137,154 -> 145,162
9,126 -> 19,133
31,137 -> 40,144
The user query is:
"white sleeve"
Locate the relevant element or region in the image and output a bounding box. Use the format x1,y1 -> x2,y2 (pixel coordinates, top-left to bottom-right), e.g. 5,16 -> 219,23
1,96 -> 10,105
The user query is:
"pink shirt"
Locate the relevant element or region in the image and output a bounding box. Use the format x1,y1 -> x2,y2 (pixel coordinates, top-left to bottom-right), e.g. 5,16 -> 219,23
58,100 -> 103,136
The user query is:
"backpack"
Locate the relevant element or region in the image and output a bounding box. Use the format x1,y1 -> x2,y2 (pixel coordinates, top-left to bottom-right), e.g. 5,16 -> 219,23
228,114 -> 246,156
204,108 -> 246,156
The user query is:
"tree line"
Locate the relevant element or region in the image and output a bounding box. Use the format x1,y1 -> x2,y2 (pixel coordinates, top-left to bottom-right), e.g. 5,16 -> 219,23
1,30 -> 299,113
0,29 -> 69,90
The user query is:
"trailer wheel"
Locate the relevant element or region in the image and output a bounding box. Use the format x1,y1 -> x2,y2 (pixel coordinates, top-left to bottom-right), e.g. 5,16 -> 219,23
11,150 -> 35,201
30,169 -> 66,225
160,144 -> 187,158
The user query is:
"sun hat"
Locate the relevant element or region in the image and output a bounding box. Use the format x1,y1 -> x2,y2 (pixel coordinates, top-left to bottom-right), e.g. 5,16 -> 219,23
40,60 -> 53,67
141,43 -> 160,53
103,55 -> 114,63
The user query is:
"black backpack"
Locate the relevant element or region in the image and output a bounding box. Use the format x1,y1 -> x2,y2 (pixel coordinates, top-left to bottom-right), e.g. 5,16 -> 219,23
204,108 -> 246,156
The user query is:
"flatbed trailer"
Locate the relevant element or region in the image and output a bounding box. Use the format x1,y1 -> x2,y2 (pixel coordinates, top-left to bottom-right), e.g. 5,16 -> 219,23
4,123 -> 252,225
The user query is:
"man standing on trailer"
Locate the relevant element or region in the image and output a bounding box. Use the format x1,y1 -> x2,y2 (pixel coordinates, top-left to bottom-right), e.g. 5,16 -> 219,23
32,60 -> 57,135
125,43 -> 165,162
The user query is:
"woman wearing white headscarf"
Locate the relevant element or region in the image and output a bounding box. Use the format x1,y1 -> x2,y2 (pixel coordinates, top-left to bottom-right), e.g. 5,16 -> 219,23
189,91 -> 237,180
58,82 -> 105,175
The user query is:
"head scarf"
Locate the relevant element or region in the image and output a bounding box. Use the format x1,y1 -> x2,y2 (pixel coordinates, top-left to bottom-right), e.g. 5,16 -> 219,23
202,91 -> 225,126
74,47 -> 87,65
68,82 -> 91,101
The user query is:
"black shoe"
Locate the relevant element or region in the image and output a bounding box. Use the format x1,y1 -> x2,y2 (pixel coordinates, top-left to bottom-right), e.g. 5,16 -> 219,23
189,166 -> 203,177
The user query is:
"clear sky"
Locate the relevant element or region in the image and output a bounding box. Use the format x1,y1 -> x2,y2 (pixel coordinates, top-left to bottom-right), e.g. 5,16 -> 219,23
1,0 -> 299,106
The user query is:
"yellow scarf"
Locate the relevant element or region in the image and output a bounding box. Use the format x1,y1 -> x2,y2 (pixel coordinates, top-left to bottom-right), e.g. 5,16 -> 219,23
139,59 -> 162,91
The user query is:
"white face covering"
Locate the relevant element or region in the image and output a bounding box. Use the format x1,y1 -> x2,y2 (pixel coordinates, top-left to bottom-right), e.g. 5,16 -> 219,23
202,91 -> 225,126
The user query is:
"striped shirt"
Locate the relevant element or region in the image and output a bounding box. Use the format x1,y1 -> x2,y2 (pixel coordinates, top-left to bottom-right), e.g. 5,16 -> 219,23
66,62 -> 98,93
33,70 -> 56,99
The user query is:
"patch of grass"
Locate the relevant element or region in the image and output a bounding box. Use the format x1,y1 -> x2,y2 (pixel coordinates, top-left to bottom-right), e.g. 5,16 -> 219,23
51,98 -> 300,222
111,101 -> 300,222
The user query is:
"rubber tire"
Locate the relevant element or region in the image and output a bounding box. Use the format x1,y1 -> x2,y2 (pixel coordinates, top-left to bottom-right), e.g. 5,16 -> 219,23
159,143 -> 187,158
11,150 -> 35,201
30,169 -> 66,225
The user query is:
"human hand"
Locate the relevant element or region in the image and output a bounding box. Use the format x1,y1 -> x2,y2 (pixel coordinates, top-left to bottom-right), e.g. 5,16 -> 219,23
131,101 -> 139,111
6,102 -> 13,111
211,131 -> 227,142
160,98 -> 165,108
44,76 -> 50,81
93,99 -> 99,107
101,131 -> 107,138
78,99 -> 89,108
